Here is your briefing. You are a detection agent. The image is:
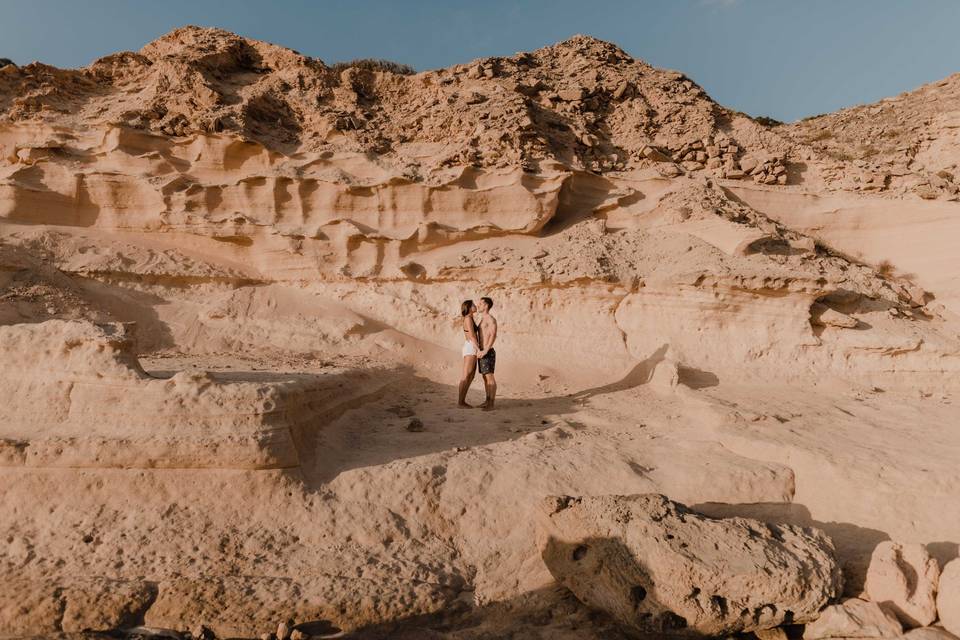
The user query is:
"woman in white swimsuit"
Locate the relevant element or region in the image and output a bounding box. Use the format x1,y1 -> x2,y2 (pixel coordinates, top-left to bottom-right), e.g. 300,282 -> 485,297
458,299 -> 481,407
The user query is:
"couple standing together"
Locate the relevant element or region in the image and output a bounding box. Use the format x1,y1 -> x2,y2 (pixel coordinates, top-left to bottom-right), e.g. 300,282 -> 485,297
458,297 -> 497,411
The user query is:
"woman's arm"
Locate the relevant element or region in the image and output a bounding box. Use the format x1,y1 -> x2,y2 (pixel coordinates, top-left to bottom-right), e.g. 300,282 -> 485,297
464,317 -> 481,351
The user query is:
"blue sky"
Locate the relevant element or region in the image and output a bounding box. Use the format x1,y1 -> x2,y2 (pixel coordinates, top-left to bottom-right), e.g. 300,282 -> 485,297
2,0 -> 959,122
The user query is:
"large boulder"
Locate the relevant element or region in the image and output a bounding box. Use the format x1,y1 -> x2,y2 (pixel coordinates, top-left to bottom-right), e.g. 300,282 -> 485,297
802,598 -> 901,639
939,559 -> 960,636
864,541 -> 940,628
537,494 -> 843,636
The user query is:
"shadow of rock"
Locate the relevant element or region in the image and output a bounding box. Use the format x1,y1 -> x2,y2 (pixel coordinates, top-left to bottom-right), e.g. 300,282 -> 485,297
541,535 -> 704,637
78,276 -> 176,351
677,365 -> 719,389
333,585 -> 637,640
927,541 -> 960,568
571,344 -> 669,401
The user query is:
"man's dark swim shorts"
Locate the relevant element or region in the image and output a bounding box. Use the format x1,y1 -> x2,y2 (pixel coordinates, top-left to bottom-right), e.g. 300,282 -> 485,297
477,348 -> 496,374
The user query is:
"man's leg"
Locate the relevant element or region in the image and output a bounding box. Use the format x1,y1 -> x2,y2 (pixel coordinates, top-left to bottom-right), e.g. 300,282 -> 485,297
481,373 -> 497,410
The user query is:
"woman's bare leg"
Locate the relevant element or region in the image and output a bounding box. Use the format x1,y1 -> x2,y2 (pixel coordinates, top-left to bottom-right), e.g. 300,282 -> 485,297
458,356 -> 477,407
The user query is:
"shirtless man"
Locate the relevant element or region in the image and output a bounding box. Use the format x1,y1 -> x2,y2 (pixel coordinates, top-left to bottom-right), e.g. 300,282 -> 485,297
475,296 -> 498,411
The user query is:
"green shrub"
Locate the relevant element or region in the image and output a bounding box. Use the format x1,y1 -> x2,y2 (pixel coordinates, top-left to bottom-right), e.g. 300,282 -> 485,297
329,58 -> 415,75
754,115 -> 784,127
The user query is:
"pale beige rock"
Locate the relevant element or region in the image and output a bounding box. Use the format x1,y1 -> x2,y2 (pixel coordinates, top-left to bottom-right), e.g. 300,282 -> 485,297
802,599 -> 902,639
903,628 -> 960,640
812,305 -> 860,329
864,541 -> 940,628
939,560 -> 960,636
538,494 -> 843,636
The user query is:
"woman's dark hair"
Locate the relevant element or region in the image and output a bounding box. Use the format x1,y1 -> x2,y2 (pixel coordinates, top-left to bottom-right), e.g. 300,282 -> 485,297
461,300 -> 474,317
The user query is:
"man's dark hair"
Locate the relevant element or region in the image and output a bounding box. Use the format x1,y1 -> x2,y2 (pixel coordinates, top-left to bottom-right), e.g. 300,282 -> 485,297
481,296 -> 493,309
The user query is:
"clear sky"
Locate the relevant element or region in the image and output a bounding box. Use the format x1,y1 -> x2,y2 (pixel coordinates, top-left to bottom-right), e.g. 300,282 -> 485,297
2,0 -> 959,122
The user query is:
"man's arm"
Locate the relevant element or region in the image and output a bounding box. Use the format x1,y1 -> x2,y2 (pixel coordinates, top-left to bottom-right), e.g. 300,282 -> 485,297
480,317 -> 497,355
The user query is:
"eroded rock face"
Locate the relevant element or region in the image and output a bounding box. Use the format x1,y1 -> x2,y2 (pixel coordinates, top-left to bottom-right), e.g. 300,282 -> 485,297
939,559 -> 960,636
537,494 -> 843,636
802,598 -> 901,639
0,577 -> 155,635
864,541 -> 940,628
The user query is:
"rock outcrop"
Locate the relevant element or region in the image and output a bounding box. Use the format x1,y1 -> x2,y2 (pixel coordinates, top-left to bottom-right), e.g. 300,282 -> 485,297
939,559 -> 960,636
538,494 -> 843,636
864,541 -> 940,628
802,598 -> 902,639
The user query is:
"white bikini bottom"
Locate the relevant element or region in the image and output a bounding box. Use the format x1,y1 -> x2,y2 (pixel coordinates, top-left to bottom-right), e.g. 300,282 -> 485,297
462,340 -> 478,357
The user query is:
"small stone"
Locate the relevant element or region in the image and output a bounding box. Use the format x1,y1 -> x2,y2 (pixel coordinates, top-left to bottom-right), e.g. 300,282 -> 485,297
905,283 -> 927,307
739,156 -> 759,173
802,599 -> 902,639
290,631 -> 307,640
777,174 -> 788,185
657,163 -> 683,178
938,559 -> 960,636
681,161 -> 705,171
581,133 -> 599,147
865,541 -> 939,628
277,621 -> 291,640
706,157 -> 723,169
724,169 -> 746,179
612,81 -> 632,100
695,151 -> 707,162
641,145 -> 671,162
789,237 -> 816,253
192,625 -> 214,640
407,418 -> 425,432
812,305 -> 859,329
260,634 -> 274,640
558,87 -> 586,101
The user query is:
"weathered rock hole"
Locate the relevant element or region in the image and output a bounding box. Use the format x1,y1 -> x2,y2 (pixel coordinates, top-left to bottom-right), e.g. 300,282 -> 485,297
661,611 -> 687,630
572,544 -> 589,561
630,585 -> 647,606
711,595 -> 728,617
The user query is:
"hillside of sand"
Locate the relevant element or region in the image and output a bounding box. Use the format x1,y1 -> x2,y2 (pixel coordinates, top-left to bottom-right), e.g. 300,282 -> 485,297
1,27 -> 959,638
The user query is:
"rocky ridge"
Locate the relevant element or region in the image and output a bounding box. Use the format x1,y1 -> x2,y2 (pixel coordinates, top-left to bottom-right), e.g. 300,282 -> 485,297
1,26 -> 959,639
